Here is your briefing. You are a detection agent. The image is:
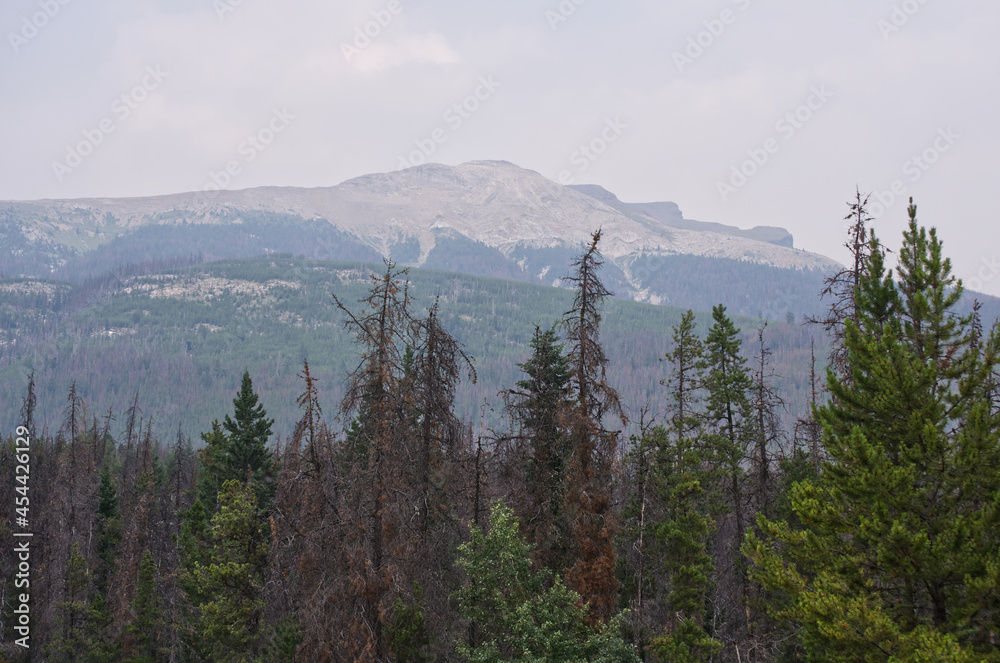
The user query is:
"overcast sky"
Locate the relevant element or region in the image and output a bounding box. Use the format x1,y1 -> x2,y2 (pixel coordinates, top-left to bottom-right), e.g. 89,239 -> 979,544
2,0 -> 998,295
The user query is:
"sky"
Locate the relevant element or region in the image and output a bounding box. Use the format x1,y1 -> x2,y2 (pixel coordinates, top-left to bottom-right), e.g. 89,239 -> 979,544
2,0 -> 999,296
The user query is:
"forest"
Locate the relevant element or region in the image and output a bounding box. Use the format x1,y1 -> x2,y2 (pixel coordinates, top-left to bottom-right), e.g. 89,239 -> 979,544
2,197 -> 999,662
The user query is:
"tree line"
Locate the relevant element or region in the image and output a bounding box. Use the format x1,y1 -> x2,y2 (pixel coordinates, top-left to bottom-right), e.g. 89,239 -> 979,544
1,198 -> 999,662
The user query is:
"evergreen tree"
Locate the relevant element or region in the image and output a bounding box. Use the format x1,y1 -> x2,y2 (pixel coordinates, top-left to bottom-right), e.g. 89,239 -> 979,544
124,550 -> 165,663
46,543 -> 92,661
504,324 -> 572,572
196,419 -> 228,509
663,309 -> 705,444
647,426 -> 723,663
560,230 -> 626,623
89,462 -> 124,662
260,616 -> 303,663
454,501 -> 640,663
748,201 -> 1000,661
702,304 -> 756,647
221,371 -> 277,509
184,480 -> 268,662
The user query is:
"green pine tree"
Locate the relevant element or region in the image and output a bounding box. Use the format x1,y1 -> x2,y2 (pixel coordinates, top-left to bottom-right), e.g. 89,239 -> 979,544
46,543 -> 92,662
647,424 -> 722,662
196,419 -> 229,509
183,480 -> 268,662
124,550 -> 165,662
88,462 -> 124,662
454,500 -> 640,663
221,370 -> 277,510
260,616 -> 303,663
703,304 -> 756,638
505,324 -> 572,572
747,201 -> 1000,662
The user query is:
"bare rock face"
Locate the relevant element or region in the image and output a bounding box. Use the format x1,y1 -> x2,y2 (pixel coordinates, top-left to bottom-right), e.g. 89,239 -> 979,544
1,160 -> 839,304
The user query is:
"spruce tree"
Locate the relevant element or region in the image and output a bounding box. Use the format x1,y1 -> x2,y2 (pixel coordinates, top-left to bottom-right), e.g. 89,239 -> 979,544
560,230 -> 626,623
663,309 -> 705,444
505,324 -> 572,572
645,311 -> 723,662
46,543 -> 92,661
748,201 -> 1000,661
647,426 -> 723,663
125,550 -> 164,663
454,501 -> 640,663
184,480 -> 268,662
702,304 -> 756,645
221,371 -> 276,509
89,462 -> 123,661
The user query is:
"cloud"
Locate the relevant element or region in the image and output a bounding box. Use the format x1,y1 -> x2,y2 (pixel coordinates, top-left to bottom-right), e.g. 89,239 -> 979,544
347,32 -> 462,74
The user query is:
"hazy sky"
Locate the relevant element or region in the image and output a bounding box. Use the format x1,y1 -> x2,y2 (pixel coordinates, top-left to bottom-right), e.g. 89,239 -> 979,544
3,0 -> 999,295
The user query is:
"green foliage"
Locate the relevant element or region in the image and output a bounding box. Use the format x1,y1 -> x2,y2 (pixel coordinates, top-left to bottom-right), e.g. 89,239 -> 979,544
747,203 -> 1000,662
124,550 -> 165,662
646,427 -> 722,663
260,616 -> 303,663
454,501 -> 640,662
0,256 -> 831,448
221,371 -> 277,509
94,462 -> 122,598
196,420 -> 226,508
182,480 -> 269,662
46,543 -> 92,661
703,304 -> 754,457
389,585 -> 435,663
507,325 -> 572,571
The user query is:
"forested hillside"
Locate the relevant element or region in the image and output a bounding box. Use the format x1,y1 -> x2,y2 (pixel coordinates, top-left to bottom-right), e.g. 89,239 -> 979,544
2,201 -> 1000,662
0,256 -> 825,443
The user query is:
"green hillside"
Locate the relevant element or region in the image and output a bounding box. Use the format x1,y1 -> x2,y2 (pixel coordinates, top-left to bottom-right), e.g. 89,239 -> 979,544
0,256 -> 825,442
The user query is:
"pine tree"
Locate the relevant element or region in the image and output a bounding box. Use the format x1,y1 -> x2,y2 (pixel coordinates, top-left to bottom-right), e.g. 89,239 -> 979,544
333,258 -> 420,661
747,201 -> 1000,661
46,543 -> 92,661
124,550 -> 164,663
454,500 -> 640,663
702,304 -> 756,647
504,324 -> 572,572
647,426 -> 723,663
88,461 -> 124,661
221,370 -> 277,510
560,230 -> 626,623
184,480 -> 268,662
663,310 -> 705,444
196,419 -> 228,509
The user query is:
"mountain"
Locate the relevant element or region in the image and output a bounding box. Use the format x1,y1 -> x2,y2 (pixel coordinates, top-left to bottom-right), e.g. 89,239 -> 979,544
568,184 -> 795,247
0,161 -> 838,320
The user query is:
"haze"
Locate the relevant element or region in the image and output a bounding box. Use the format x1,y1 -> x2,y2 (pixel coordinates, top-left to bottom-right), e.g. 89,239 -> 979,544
2,0 -> 998,295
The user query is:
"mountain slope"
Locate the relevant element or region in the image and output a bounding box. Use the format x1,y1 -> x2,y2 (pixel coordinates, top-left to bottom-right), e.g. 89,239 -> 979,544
0,256 -> 825,442
0,161 -> 839,319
